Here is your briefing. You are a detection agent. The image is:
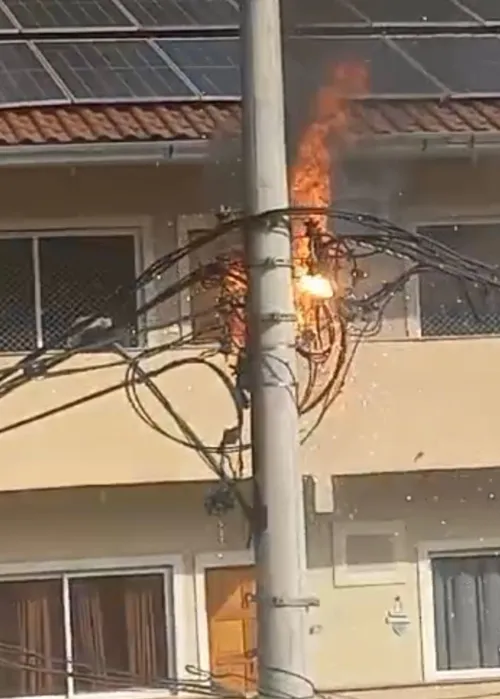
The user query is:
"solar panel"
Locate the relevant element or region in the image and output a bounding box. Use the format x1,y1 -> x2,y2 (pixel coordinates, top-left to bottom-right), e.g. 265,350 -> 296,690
457,0 -> 500,23
394,36 -> 500,95
290,37 -> 444,98
119,0 -> 239,28
0,42 -> 67,105
155,38 -> 240,98
0,5 -> 17,30
36,40 -> 198,101
1,0 -> 135,29
285,0 -> 367,27
347,0 -> 480,24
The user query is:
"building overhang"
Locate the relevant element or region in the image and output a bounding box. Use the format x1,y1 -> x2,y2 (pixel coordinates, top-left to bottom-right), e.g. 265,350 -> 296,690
350,131 -> 500,160
3,131 -> 500,169
0,138 -> 211,168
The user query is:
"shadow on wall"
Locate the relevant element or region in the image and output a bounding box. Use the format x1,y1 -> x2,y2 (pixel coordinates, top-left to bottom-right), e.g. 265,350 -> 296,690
304,469 -> 500,572
202,123 -> 243,213
306,513 -> 334,570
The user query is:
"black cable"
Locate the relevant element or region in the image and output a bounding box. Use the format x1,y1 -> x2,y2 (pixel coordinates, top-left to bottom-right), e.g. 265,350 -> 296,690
114,344 -> 253,519
0,218 -> 237,392
0,639 -> 328,699
0,205 -> 499,472
1,205 -> 496,399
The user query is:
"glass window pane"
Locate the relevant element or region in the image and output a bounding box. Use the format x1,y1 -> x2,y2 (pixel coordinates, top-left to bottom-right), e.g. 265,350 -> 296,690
0,238 -> 36,351
432,555 -> 500,670
0,579 -> 66,696
39,235 -> 138,349
69,574 -> 169,692
418,225 -> 500,336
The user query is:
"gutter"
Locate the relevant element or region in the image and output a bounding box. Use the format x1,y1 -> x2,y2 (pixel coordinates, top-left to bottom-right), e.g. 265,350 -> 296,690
1,130 -> 500,168
0,138 -> 211,168
348,130 -> 500,159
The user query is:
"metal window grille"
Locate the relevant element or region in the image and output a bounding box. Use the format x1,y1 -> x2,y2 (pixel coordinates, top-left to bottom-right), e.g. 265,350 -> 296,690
39,236 -> 138,349
0,238 -> 37,351
0,235 -> 138,352
418,224 -> 500,337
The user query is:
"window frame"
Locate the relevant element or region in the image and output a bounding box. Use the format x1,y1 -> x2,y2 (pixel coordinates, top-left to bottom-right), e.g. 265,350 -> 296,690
0,553 -> 187,699
0,217 -> 153,353
418,537 -> 500,682
194,550 -> 255,680
175,213 -> 220,343
405,215 -> 500,340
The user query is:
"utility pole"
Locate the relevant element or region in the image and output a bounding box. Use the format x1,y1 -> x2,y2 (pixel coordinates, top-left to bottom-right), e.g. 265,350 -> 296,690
241,0 -> 311,696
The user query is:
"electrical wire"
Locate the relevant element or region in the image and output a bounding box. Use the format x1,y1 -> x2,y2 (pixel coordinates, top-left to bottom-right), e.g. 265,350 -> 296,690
0,206 -> 498,437
0,207 -> 496,699
0,205 -> 498,515
0,640 -> 324,699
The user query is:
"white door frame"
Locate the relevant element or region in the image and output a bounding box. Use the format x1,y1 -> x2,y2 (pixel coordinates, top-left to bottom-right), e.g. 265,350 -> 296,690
194,549 -> 255,673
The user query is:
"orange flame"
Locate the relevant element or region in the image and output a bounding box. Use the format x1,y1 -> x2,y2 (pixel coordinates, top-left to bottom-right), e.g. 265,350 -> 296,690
219,61 -> 368,354
290,62 -> 369,334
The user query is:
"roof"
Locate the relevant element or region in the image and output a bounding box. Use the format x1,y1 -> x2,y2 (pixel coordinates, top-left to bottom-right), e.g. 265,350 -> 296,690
2,99 -> 500,148
0,103 -> 241,146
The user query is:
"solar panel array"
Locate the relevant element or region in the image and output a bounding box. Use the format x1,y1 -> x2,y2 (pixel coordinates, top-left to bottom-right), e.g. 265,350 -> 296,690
0,0 -> 497,107
288,0 -> 500,27
0,0 -> 241,30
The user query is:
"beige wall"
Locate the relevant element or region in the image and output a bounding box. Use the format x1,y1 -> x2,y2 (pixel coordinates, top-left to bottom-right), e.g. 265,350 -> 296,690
4,335 -> 500,489
0,156 -> 500,491
307,469 -> 500,697
0,350 -> 252,488
303,335 -> 500,475
0,164 -> 242,490
3,471 -> 500,699
0,481 -> 250,682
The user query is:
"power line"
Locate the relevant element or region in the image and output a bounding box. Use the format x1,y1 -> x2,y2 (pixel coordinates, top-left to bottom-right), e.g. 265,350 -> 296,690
0,206 -> 498,440
0,206 -> 496,697
0,639 -> 326,699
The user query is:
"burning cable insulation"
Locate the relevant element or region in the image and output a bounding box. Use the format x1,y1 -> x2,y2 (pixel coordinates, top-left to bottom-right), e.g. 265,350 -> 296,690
200,61 -> 369,370
291,62 -> 369,339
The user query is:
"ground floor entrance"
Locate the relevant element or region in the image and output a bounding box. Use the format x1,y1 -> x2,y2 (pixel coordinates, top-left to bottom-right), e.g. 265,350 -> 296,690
205,564 -> 257,693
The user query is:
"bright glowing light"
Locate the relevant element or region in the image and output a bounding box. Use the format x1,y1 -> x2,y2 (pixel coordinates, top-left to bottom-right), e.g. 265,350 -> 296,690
297,273 -> 334,299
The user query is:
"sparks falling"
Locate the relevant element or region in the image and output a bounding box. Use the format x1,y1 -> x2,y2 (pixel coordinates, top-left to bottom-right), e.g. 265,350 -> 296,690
291,62 -> 368,337
211,61 -> 368,354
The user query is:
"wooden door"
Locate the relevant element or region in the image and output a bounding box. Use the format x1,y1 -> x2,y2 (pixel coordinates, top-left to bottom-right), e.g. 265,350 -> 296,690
205,565 -> 257,694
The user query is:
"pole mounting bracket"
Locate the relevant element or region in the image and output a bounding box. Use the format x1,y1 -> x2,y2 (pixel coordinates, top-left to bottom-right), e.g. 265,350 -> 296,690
272,596 -> 320,609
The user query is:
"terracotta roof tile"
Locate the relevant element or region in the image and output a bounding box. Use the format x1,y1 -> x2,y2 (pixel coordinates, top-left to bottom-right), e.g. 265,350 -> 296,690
0,100 -> 500,147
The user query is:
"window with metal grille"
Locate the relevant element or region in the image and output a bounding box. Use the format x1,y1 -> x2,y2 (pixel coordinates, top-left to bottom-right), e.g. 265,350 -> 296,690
0,569 -> 173,696
418,224 -> 500,337
0,234 -> 138,352
432,553 -> 500,672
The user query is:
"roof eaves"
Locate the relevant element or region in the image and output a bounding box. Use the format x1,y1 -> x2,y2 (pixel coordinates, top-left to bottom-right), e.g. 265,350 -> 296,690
4,116 -> 500,168
0,138 -> 211,169
347,130 -> 500,159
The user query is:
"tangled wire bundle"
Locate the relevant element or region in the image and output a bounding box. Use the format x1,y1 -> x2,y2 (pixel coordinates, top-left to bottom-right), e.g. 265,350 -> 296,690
0,207 -> 497,483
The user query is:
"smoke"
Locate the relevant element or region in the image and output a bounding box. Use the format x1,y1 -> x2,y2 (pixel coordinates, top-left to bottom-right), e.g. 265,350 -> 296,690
201,111 -> 244,212
199,43 -> 318,212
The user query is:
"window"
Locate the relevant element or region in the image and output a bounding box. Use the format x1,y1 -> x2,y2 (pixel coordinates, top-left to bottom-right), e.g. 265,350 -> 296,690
418,224 -> 500,337
0,570 -> 173,697
0,234 -> 139,352
431,552 -> 500,673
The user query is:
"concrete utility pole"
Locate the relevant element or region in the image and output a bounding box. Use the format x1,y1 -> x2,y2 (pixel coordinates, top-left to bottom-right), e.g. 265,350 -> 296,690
241,0 -> 311,696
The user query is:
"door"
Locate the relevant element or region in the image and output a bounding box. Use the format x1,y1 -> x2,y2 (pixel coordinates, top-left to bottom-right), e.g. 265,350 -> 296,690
205,565 -> 257,693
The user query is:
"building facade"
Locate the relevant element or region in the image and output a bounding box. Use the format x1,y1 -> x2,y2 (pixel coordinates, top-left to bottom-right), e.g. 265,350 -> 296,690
0,108 -> 499,698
